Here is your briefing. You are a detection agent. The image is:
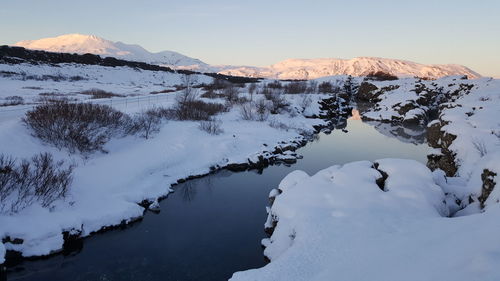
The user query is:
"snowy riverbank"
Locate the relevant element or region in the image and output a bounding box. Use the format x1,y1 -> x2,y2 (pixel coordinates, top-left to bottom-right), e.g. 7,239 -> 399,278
231,159 -> 500,281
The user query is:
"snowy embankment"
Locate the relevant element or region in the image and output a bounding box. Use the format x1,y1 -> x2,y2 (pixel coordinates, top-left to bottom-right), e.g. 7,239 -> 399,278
231,76 -> 500,281
231,159 -> 500,281
0,60 -> 332,263
356,75 -> 500,213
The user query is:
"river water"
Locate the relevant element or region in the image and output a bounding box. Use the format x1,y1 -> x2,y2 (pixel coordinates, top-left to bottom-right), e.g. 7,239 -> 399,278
5,117 -> 429,281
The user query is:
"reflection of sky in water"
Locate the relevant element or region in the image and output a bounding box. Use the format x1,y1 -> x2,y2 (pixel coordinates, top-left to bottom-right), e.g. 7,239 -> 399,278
6,119 -> 430,281
293,118 -> 429,175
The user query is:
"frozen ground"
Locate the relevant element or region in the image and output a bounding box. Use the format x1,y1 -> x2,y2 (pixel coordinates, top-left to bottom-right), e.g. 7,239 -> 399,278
231,159 -> 500,281
0,61 -> 329,262
1,56 -> 498,280
231,76 -> 500,281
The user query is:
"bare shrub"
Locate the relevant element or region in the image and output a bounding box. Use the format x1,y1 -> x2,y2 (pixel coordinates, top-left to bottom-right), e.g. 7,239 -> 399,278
1,96 -> 24,106
248,83 -> 257,100
318,81 -> 335,93
0,153 -> 73,214
284,81 -> 307,94
240,102 -> 256,120
127,109 -> 163,139
205,78 -> 230,91
267,81 -> 283,89
366,71 -> 398,81
222,85 -> 240,104
177,74 -> 198,103
80,88 -> 124,99
472,139 -> 488,157
201,89 -> 220,99
198,118 -> 224,135
255,99 -> 270,121
174,99 -> 226,121
24,102 -> 128,154
265,91 -> 290,114
306,81 -> 318,94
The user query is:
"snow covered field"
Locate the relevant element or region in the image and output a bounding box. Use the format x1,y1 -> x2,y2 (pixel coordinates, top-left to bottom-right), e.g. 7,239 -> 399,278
231,76 -> 500,281
1,52 -> 499,281
0,60 -> 330,263
231,159 -> 500,281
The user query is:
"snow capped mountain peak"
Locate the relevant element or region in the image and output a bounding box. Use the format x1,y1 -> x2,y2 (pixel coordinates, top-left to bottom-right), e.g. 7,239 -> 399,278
13,33 -> 208,68
12,34 -> 481,79
218,57 -> 481,80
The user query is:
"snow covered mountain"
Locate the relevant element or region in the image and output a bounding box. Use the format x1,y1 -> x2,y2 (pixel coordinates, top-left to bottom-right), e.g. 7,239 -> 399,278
13,33 -> 209,69
217,57 -> 482,80
12,34 -> 481,79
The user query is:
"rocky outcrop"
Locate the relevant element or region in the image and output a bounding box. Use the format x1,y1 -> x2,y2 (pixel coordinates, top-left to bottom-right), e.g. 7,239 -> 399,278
356,82 -> 380,102
426,120 -> 458,176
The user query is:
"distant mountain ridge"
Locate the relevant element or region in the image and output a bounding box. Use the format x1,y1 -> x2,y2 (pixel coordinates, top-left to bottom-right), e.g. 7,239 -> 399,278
12,34 -> 481,79
216,57 -> 482,80
13,34 -> 208,69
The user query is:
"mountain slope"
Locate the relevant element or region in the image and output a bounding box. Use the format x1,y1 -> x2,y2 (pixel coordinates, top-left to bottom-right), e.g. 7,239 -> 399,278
13,34 -> 482,79
217,57 -> 482,80
13,33 -> 209,68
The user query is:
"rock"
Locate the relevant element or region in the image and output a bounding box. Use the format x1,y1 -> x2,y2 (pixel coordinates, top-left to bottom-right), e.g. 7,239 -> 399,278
356,82 -> 379,102
478,169 -> 497,209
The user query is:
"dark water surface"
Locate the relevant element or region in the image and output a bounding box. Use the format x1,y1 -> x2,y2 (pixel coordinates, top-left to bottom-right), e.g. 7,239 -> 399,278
5,119 -> 429,281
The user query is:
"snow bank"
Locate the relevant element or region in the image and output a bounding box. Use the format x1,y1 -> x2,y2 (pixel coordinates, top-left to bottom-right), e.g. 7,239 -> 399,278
231,159 -> 500,281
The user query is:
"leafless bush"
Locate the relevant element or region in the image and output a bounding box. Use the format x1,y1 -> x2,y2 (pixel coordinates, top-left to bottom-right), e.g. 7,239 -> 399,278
306,81 -> 318,94
0,153 -> 73,214
472,139 -> 488,157
24,102 -> 128,154
267,81 -> 283,89
174,99 -> 226,121
240,102 -> 256,120
222,85 -> 240,104
205,78 -> 231,91
318,81 -> 335,93
198,118 -> 224,135
366,71 -> 398,81
127,109 -> 163,139
80,89 -> 125,99
265,91 -> 290,114
178,74 -> 198,104
255,99 -> 270,121
200,89 -> 220,99
1,96 -> 24,106
284,81 -> 307,94
248,83 -> 257,100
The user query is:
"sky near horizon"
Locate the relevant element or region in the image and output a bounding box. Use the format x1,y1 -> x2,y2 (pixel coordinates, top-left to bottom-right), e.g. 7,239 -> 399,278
1,0 -> 499,77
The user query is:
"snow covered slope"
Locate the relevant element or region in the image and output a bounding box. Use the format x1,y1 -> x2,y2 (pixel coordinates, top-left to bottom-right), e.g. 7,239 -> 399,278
218,57 -> 481,80
231,159 -> 500,281
13,34 -> 209,69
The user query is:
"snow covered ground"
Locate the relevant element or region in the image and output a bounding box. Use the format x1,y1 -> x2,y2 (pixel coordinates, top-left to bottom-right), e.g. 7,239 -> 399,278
1,54 -> 498,281
0,60 -> 330,263
231,76 -> 500,281
231,159 -> 500,281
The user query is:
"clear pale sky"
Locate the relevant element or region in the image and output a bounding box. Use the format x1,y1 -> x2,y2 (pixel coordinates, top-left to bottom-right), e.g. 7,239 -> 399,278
1,0 -> 499,77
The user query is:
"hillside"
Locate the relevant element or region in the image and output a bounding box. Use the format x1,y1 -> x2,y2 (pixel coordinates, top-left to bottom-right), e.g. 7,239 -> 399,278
13,33 -> 209,69
12,34 -> 481,80
217,57 -> 482,80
